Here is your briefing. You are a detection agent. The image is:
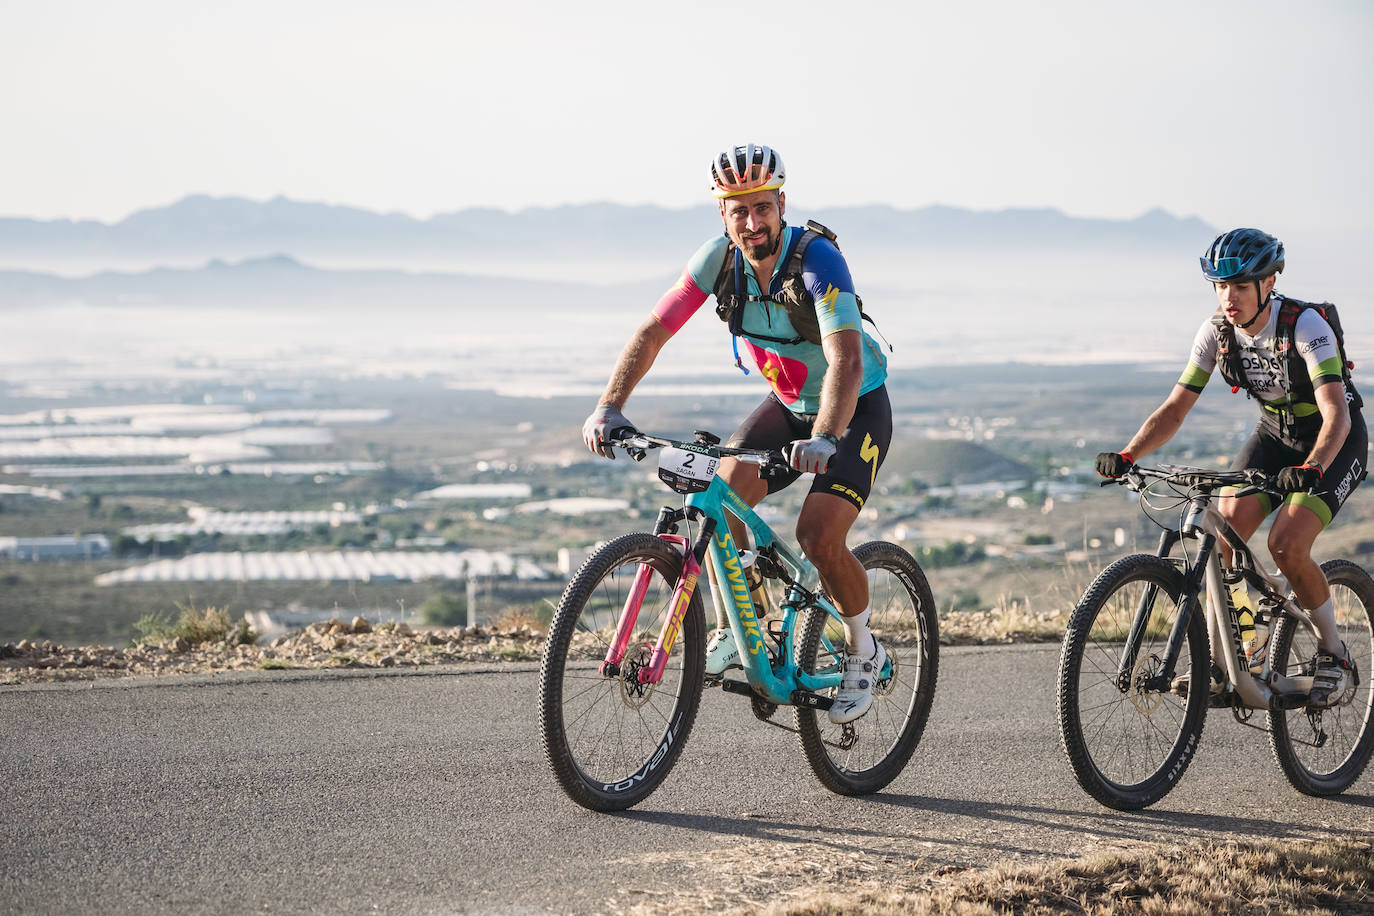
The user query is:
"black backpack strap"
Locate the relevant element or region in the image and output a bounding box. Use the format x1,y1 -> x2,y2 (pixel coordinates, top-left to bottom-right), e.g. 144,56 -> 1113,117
1211,312 -> 1244,394
787,222 -> 827,274
791,220 -> 890,350
712,237 -> 741,323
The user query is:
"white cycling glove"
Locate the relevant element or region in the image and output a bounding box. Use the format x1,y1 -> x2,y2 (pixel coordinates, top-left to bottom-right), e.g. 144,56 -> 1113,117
582,403 -> 636,459
788,433 -> 838,475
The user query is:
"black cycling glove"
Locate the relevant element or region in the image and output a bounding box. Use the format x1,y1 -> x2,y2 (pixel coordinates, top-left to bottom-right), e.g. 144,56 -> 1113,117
1276,463 -> 1322,493
1095,451 -> 1134,479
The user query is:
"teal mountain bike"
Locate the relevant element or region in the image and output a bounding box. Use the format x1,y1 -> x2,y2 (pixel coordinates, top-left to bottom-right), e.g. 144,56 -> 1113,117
539,430 -> 939,811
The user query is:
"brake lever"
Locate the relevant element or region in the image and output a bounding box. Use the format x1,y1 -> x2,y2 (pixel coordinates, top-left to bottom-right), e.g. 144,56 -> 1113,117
760,449 -> 792,480
611,427 -> 647,462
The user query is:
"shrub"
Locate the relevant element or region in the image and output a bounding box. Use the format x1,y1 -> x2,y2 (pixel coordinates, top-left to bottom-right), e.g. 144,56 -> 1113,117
419,593 -> 468,627
133,606 -> 256,647
941,587 -> 982,614
917,540 -> 986,568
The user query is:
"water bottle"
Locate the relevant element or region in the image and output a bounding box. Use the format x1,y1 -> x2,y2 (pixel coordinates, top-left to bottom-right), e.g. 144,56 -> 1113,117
1230,579 -> 1269,672
1230,580 -> 1258,643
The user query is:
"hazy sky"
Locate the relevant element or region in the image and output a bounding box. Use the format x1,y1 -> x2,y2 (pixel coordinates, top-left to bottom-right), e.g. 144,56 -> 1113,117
4,0 -> 1371,233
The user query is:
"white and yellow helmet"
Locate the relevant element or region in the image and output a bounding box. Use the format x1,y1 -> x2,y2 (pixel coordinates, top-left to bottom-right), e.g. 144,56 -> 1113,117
710,144 -> 785,198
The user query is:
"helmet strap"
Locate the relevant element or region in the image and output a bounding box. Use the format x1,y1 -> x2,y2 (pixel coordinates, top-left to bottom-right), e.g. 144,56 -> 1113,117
1236,283 -> 1269,330
765,220 -> 787,258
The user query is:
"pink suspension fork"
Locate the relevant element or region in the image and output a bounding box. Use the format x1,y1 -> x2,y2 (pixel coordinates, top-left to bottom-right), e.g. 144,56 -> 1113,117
599,534 -> 696,678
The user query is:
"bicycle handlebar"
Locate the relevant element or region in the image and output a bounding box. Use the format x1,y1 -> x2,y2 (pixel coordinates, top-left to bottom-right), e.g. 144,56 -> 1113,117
1107,463 -> 1283,500
614,431 -> 796,475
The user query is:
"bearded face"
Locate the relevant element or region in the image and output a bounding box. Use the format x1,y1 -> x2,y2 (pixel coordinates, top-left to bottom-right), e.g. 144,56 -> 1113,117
719,190 -> 785,261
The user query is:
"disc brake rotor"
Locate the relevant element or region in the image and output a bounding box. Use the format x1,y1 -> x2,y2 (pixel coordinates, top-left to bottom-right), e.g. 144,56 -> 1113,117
875,650 -> 898,698
1129,653 -> 1165,715
619,644 -> 656,709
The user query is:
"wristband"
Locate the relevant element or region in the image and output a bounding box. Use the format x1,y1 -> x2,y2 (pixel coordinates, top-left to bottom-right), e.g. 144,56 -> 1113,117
816,432 -> 840,447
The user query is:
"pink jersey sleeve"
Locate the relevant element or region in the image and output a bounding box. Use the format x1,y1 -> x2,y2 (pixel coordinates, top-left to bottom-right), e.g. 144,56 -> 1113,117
651,269 -> 709,335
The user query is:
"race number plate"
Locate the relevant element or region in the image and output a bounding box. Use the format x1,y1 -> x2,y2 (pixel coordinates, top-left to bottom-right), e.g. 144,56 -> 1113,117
657,445 -> 720,494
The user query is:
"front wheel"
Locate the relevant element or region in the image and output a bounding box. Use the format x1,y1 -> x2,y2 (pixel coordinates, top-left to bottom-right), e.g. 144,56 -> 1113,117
795,541 -> 939,795
1057,553 -> 1209,810
539,533 -> 705,811
1268,559 -> 1374,796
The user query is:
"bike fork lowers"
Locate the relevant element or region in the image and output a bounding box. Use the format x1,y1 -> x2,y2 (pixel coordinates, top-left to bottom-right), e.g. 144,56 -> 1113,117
599,509 -> 716,684
1115,527 -> 1209,692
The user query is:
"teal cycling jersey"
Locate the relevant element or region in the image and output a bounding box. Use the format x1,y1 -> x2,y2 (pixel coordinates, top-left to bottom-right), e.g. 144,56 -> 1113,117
653,225 -> 888,415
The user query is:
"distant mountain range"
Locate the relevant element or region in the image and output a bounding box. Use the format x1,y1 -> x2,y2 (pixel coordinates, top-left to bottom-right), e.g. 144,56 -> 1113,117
0,195 -> 1223,313
0,194 -> 1214,268
0,254 -> 657,311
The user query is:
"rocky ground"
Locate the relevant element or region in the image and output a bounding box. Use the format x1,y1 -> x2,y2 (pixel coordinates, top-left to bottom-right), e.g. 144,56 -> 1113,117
0,605 -> 1067,686
0,617 -> 544,686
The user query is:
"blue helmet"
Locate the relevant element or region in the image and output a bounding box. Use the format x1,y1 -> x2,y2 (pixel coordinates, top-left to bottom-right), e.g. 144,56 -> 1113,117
1199,228 -> 1284,283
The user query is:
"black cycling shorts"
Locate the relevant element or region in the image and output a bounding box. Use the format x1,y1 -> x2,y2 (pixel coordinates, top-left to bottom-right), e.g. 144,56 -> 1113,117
1230,411 -> 1368,527
725,387 -> 893,511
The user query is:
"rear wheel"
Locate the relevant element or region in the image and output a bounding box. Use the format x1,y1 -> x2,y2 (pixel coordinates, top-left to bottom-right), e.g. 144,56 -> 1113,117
539,533 -> 705,811
1269,559 -> 1374,795
795,541 -> 938,795
1057,553 -> 1209,810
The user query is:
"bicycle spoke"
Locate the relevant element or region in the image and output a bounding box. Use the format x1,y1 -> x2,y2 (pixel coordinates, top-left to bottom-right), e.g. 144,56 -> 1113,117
540,534 -> 706,811
1059,554 -> 1208,809
1268,561 -> 1374,795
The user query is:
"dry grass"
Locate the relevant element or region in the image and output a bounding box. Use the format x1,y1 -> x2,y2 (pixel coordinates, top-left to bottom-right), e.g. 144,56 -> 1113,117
131,605 -> 255,647
938,558 -> 1098,646
490,606 -> 546,631
940,598 -> 1072,645
621,833 -> 1373,915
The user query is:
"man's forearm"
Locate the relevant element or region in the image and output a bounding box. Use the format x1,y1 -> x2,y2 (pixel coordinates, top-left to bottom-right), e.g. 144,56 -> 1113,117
1306,383 -> 1352,470
1123,386 -> 1198,459
814,333 -> 862,437
599,319 -> 669,407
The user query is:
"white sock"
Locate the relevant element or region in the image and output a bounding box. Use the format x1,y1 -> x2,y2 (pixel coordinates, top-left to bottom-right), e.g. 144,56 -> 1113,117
841,608 -> 874,657
1308,598 -> 1342,655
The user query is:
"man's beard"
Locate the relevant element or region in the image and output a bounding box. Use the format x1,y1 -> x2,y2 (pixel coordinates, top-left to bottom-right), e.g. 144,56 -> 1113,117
742,226 -> 782,260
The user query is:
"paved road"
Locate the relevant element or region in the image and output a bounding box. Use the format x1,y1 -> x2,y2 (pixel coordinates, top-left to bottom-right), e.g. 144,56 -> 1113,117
2,644 -> 1371,914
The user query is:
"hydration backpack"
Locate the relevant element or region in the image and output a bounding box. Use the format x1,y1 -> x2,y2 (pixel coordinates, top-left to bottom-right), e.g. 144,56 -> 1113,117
1213,296 -> 1362,423
711,220 -> 884,352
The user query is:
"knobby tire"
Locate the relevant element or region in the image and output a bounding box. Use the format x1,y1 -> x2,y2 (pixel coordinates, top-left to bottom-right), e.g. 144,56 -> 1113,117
1057,553 -> 1209,810
795,541 -> 939,796
539,533 -> 705,811
1269,558 -> 1374,796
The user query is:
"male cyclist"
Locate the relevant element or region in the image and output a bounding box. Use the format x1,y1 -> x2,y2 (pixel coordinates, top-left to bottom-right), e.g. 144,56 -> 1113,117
1097,228 -> 1365,708
581,144 -> 892,724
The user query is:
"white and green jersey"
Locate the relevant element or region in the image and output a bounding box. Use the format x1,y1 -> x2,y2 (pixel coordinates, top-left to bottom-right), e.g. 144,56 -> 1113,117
1177,293 -> 1346,421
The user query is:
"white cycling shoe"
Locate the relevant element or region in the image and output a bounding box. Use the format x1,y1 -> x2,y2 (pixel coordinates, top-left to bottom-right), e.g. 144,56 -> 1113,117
828,637 -> 887,724
704,628 -> 742,676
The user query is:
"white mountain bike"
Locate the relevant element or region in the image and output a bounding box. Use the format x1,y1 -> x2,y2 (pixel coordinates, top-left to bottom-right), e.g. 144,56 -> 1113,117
1058,464 -> 1374,810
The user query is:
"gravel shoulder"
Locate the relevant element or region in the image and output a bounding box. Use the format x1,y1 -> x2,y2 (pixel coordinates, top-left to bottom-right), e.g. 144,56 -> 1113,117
0,605 -> 1068,687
